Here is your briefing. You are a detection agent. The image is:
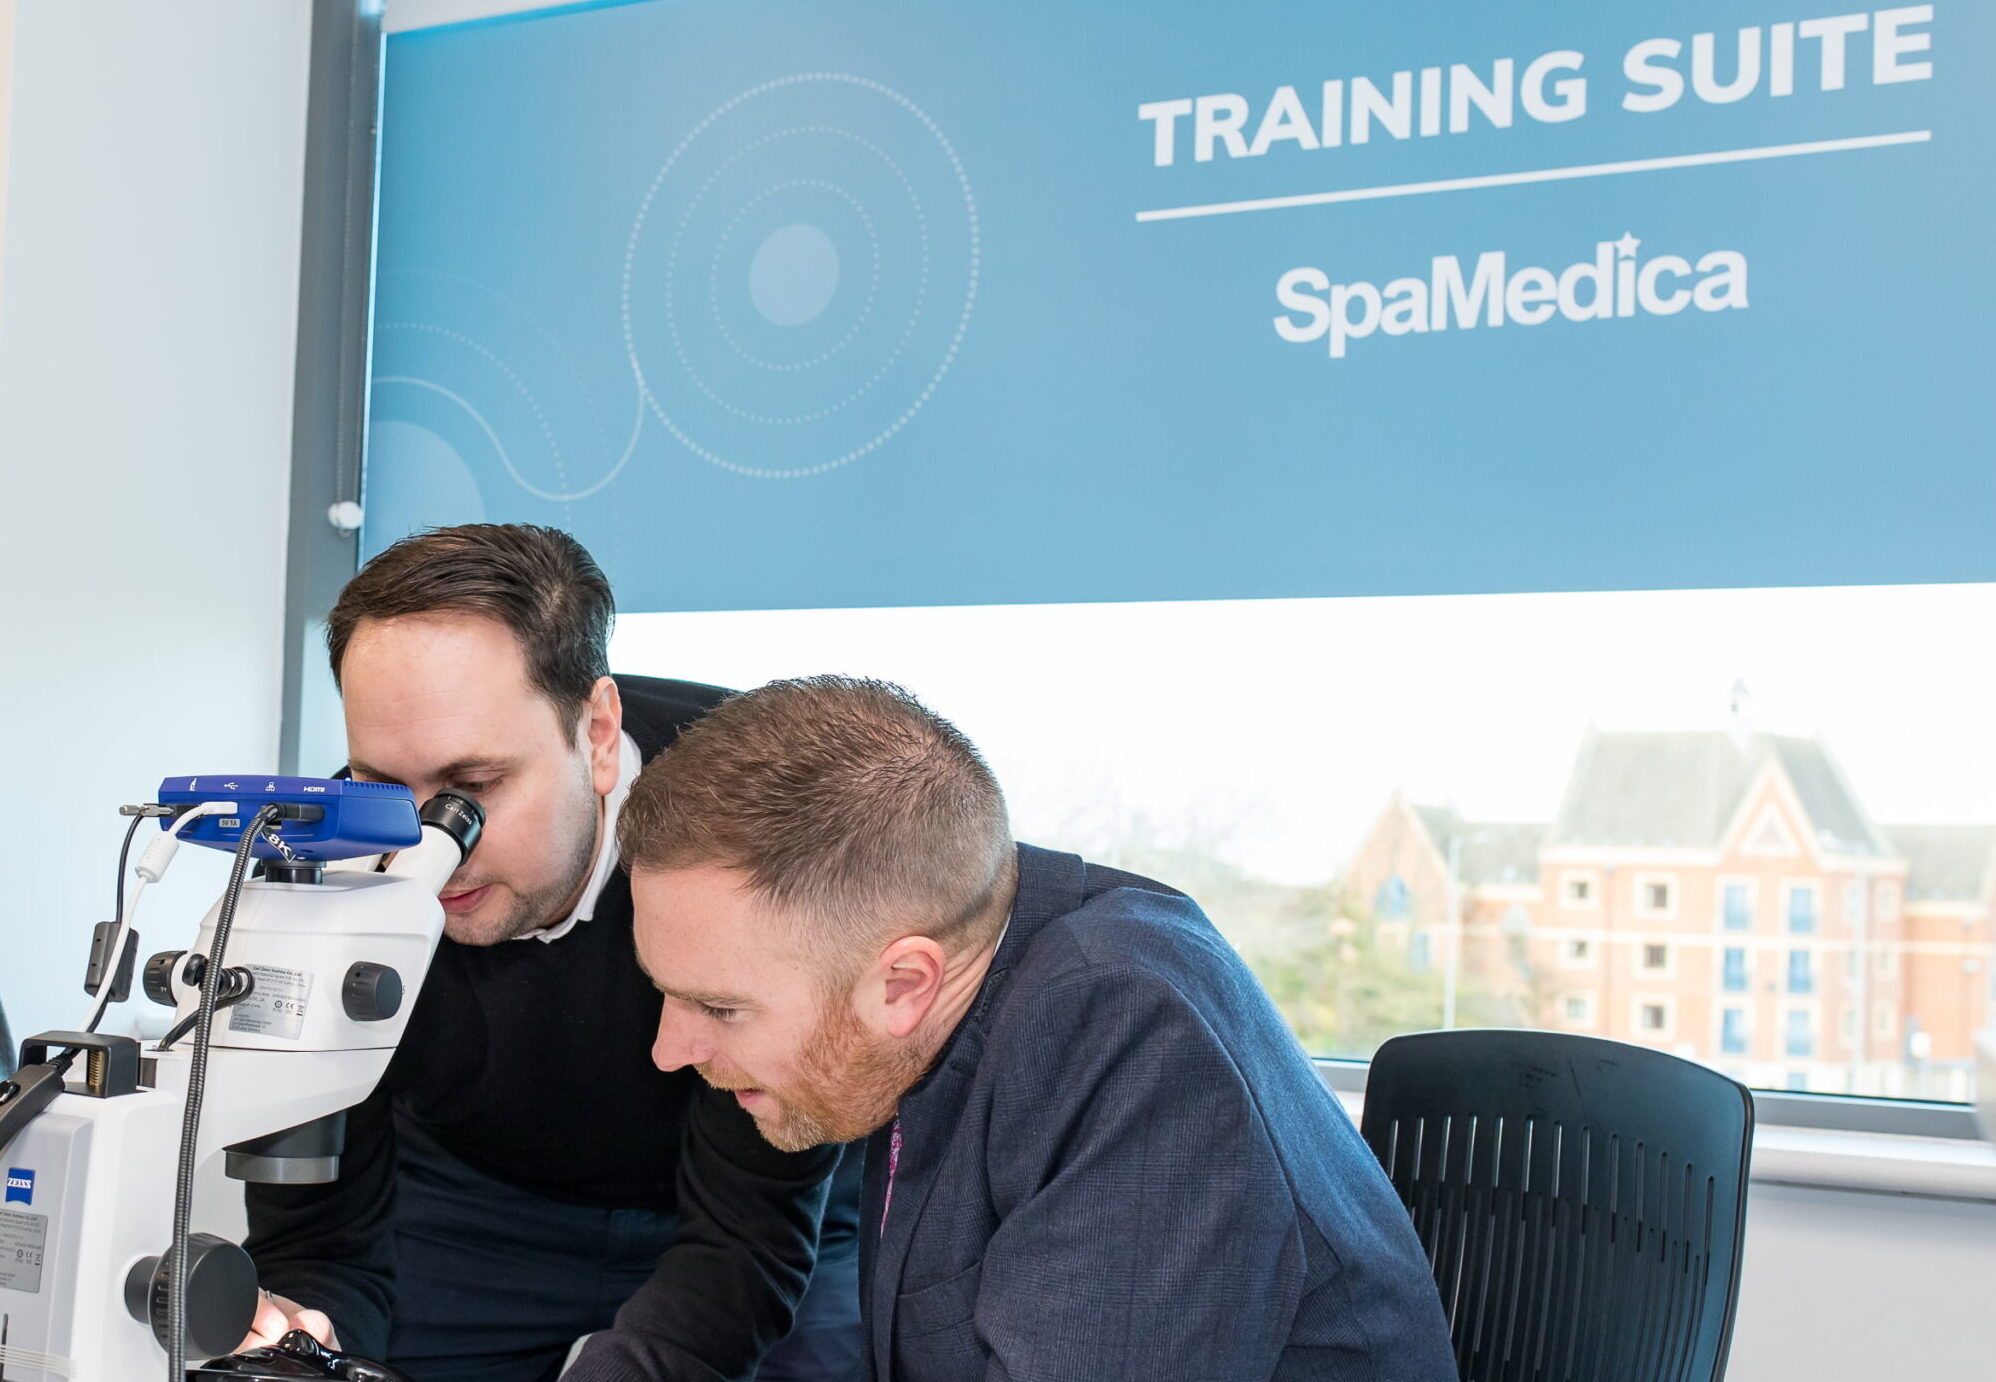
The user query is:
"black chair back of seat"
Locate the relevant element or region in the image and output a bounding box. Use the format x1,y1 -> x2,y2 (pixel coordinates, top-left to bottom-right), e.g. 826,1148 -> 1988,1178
1359,1029 -> 1753,1382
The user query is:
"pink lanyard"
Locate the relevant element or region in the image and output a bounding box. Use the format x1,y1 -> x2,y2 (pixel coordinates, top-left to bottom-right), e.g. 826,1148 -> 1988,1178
880,1118 -> 903,1233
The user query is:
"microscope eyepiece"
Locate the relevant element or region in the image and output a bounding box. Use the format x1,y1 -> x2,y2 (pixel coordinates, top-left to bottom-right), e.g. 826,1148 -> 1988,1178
419,791 -> 484,862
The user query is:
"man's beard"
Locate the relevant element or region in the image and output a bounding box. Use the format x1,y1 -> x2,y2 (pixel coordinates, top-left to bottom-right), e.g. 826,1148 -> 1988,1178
702,996 -> 929,1153
445,780 -> 601,945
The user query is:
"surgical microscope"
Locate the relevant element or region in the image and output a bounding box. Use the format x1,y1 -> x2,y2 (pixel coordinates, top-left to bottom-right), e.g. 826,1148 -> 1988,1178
0,776 -> 484,1380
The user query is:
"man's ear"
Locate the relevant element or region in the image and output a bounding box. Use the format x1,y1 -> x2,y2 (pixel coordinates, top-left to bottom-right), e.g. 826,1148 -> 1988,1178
868,936 -> 948,1040
582,676 -> 624,796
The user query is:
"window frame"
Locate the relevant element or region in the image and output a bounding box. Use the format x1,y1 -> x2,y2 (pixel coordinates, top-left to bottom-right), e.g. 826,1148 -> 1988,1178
1310,1059 -> 1984,1140
1719,874 -> 1757,932
1559,869 -> 1600,910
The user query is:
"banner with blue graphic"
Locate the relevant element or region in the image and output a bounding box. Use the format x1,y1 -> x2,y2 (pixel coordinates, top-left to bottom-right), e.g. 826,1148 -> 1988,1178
368,1 -> 1993,610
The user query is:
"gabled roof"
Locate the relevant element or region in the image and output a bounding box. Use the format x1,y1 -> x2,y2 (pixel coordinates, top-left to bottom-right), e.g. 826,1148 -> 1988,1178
1547,729 -> 1889,856
1410,803 -> 1545,885
1881,825 -> 1996,903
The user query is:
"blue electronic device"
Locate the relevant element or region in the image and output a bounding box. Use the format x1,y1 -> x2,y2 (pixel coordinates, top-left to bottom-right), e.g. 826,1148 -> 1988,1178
156,776 -> 423,861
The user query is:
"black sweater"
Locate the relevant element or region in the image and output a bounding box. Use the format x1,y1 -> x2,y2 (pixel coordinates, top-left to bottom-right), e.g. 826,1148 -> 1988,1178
245,676 -> 840,1380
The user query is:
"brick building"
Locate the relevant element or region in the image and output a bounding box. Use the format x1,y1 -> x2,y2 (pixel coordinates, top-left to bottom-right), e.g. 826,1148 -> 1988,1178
1342,726 -> 1995,1098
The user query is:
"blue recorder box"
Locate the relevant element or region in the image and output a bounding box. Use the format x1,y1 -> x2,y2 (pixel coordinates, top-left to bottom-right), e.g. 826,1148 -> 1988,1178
156,776 -> 423,861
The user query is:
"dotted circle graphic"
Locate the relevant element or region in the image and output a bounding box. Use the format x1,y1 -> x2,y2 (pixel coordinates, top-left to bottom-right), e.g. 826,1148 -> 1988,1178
621,74 -> 980,480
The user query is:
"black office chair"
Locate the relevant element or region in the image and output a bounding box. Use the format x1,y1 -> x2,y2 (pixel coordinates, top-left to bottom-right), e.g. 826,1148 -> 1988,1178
1359,1029 -> 1753,1382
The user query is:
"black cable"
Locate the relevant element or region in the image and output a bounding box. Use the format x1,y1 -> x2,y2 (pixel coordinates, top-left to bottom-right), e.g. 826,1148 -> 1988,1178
112,810 -> 144,946
80,812 -> 149,1039
166,804 -> 275,1380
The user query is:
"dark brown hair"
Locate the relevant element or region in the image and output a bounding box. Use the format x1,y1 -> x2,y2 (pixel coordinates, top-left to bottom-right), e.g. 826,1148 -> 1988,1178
327,524 -> 614,727
619,676 -> 1015,960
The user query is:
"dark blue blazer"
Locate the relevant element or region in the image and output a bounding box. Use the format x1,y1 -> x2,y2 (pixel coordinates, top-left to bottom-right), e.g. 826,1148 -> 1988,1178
858,845 -> 1455,1381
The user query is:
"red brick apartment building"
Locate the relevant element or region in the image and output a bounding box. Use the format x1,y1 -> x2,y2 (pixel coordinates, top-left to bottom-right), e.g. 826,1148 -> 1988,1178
1343,727 -> 1995,1099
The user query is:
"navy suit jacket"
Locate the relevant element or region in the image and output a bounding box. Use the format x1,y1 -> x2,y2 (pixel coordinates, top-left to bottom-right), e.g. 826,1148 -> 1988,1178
858,845 -> 1455,1382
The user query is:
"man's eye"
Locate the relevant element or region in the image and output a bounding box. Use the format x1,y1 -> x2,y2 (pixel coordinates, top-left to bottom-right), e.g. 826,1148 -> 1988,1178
453,780 -> 497,795
699,1003 -> 742,1023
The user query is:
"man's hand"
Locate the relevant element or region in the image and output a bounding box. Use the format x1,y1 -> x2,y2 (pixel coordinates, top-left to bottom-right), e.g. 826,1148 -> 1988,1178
236,1289 -> 341,1353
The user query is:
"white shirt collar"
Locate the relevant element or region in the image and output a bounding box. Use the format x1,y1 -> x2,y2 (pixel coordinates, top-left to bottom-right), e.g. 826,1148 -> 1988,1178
516,730 -> 642,944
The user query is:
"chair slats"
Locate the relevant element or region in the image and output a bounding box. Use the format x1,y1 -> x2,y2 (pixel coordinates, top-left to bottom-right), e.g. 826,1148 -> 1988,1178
1361,1031 -> 1753,1382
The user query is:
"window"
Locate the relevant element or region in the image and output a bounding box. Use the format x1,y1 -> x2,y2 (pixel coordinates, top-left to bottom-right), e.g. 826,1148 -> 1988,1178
1635,997 -> 1675,1039
1635,872 -> 1677,917
1374,875 -> 1411,921
1722,947 -> 1749,992
1842,1006 -> 1858,1049
608,583 -> 1994,1115
1843,880 -> 1864,923
1722,880 -> 1754,931
1787,883 -> 1818,934
1787,949 -> 1814,995
1877,879 -> 1901,923
1874,947 -> 1899,979
1721,1007 -> 1749,1056
1785,1008 -> 1814,1058
1407,931 -> 1432,974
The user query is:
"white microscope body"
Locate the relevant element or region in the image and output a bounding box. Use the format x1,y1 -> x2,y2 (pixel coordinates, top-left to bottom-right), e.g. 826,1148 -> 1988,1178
0,803 -> 472,1380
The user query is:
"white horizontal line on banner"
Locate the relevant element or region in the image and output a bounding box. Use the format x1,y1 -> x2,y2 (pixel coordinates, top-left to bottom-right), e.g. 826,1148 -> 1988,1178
1133,130 -> 1933,224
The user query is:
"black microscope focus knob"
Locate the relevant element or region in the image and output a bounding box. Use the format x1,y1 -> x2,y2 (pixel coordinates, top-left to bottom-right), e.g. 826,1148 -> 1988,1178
142,950 -> 186,1007
341,963 -> 403,1023
124,1233 -> 258,1359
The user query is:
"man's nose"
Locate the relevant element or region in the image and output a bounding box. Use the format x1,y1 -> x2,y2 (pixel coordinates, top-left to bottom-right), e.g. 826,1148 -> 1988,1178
652,1001 -> 712,1072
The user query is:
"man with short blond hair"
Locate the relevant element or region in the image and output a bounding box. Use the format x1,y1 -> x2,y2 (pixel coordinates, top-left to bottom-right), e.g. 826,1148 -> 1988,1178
620,675 -> 1456,1382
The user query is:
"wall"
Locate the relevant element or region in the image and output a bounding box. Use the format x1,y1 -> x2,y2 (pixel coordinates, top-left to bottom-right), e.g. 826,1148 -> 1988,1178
1730,1182 -> 1996,1380
0,0 -> 311,1052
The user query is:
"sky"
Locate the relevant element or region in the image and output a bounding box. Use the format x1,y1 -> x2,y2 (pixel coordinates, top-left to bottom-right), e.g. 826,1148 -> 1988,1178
612,582 -> 1996,885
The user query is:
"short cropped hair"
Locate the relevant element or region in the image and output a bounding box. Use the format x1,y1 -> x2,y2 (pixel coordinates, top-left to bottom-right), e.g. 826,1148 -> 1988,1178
327,524 -> 614,728
619,676 -> 1015,961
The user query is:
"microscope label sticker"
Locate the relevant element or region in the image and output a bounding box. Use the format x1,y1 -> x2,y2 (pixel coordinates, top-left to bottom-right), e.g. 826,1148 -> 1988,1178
228,965 -> 314,1041
0,1208 -> 47,1293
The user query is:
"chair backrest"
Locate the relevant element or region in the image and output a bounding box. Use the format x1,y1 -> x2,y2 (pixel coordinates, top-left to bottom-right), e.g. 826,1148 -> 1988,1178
1359,1029 -> 1753,1382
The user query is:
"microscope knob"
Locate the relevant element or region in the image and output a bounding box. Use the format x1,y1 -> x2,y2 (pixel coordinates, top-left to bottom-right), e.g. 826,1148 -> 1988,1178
143,950 -> 186,1007
341,963 -> 404,1023
124,1232 -> 258,1359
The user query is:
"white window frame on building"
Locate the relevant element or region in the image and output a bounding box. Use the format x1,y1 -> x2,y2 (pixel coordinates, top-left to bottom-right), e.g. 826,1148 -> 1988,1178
1640,940 -> 1675,977
1784,1004 -> 1818,1059
1560,935 -> 1597,968
1787,946 -> 1816,996
1559,869 -> 1601,910
1784,878 -> 1820,934
1634,871 -> 1679,920
1876,878 -> 1902,923
1718,874 -> 1758,932
1561,992 -> 1598,1028
1719,1004 -> 1751,1057
1634,995 -> 1677,1040
1720,944 -> 1751,994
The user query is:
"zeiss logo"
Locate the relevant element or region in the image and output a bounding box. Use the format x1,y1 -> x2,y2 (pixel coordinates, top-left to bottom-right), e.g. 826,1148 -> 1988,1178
4,1168 -> 32,1205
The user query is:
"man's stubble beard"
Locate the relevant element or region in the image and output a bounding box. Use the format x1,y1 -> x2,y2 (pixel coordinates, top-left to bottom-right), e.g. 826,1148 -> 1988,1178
706,995 -> 930,1153
444,763 -> 602,946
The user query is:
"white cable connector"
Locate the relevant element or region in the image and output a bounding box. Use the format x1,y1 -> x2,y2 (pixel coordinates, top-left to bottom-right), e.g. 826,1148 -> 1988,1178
133,800 -> 238,883
78,801 -> 240,1033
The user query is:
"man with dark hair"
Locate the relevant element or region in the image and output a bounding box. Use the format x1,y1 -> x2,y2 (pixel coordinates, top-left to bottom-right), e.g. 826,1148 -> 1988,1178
241,524 -> 862,1382
618,677 -> 1456,1382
